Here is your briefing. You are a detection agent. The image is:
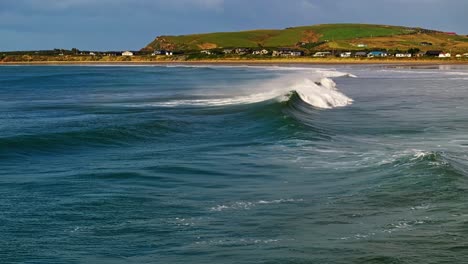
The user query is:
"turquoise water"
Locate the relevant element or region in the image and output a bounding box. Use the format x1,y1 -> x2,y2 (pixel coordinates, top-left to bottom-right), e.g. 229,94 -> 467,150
1,65 -> 468,263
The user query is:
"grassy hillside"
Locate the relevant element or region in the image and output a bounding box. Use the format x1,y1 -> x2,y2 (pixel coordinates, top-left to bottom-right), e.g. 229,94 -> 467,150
143,23 -> 468,52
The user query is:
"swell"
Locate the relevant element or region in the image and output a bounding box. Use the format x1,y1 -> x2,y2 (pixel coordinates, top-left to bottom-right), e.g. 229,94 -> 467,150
0,120 -> 182,158
360,150 -> 468,208
0,68 -> 355,155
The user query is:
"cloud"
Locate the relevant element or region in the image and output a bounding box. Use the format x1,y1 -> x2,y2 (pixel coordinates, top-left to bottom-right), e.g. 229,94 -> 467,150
0,0 -> 224,14
0,0 -> 466,51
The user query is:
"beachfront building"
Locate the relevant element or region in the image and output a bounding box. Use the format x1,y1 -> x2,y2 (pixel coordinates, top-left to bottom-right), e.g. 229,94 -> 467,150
122,51 -> 134,56
235,48 -> 249,55
439,53 -> 451,58
354,52 -> 367,57
340,52 -> 352,58
367,51 -> 388,58
425,50 -> 443,57
152,50 -> 173,56
313,51 -> 332,57
395,53 -> 412,58
272,49 -> 304,57
252,49 -> 269,55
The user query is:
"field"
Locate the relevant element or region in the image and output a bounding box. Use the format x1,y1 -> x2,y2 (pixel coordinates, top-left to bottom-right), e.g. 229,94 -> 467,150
141,23 -> 468,52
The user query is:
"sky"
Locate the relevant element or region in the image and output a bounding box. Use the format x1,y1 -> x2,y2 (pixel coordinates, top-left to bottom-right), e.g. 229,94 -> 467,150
0,0 -> 467,51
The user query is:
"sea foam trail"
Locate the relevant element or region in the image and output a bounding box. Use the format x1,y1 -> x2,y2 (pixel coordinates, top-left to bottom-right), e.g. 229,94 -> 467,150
148,69 -> 355,109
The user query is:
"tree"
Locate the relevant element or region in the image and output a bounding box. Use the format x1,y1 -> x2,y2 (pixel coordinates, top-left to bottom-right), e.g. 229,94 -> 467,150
408,48 -> 420,55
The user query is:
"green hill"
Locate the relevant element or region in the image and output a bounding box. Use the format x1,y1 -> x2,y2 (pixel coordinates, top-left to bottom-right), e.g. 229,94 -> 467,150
142,23 -> 468,52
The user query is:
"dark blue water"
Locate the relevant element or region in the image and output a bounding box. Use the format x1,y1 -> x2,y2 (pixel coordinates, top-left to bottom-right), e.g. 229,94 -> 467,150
1,65 -> 468,264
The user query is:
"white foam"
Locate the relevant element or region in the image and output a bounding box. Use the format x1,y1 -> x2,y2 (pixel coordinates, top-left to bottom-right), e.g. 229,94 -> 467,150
210,198 -> 304,212
291,78 -> 354,109
137,69 -> 355,109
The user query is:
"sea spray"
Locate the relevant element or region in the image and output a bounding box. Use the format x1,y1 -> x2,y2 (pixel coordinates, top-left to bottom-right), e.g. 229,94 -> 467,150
136,69 -> 355,109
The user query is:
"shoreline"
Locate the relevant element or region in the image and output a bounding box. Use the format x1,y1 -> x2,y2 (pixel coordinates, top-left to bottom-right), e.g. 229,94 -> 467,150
1,58 -> 468,66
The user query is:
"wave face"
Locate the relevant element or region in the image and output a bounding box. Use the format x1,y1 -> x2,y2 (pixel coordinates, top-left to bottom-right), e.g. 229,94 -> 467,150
125,68 -> 354,109
1,65 -> 468,264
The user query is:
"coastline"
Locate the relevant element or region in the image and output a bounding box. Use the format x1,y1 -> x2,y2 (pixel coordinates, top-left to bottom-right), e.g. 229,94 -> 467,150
1,58 -> 468,66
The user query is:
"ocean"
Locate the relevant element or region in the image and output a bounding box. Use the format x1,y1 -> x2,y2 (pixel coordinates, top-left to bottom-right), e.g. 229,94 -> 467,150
1,64 -> 468,264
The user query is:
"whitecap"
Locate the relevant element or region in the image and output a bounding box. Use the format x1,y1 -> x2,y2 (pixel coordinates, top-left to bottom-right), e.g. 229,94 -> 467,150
210,198 -> 304,212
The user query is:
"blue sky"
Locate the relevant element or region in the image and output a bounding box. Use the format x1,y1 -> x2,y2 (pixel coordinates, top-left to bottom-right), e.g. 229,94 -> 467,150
0,0 -> 466,51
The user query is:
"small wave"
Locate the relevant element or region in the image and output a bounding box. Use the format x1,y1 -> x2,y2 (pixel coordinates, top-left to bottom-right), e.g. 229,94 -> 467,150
377,149 -> 445,166
382,220 -> 426,234
210,198 -> 304,212
194,238 -> 283,246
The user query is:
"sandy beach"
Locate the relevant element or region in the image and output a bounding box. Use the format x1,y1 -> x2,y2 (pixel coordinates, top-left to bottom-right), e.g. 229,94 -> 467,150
1,57 -> 468,66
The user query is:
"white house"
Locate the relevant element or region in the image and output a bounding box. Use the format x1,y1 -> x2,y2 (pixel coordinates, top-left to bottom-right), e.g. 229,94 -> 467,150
201,50 -> 212,55
89,52 -> 96,56
313,51 -> 332,57
340,52 -> 352,58
357,44 -> 367,48
456,54 -> 462,58
252,49 -> 269,55
165,51 -> 173,56
122,51 -> 134,56
396,53 -> 412,58
439,53 -> 451,58
464,53 -> 468,57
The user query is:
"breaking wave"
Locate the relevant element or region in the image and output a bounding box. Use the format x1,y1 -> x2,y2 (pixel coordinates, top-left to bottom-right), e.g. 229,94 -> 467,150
134,69 -> 354,109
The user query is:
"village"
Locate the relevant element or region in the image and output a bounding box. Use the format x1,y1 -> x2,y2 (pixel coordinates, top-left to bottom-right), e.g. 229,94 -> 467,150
116,47 -> 468,59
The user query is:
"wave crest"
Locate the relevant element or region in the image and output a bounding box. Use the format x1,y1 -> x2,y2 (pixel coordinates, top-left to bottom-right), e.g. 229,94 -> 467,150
131,69 -> 354,109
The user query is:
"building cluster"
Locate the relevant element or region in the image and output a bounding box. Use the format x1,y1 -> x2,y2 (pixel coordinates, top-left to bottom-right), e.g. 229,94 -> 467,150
316,50 -> 465,58
113,49 -> 468,59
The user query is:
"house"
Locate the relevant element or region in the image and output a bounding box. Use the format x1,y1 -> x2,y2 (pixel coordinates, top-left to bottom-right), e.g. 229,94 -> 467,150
223,49 -> 233,54
122,51 -> 134,56
201,50 -> 212,55
272,49 -> 303,57
340,52 -> 352,58
354,51 -> 367,57
439,53 -> 451,58
152,50 -> 173,56
367,51 -> 388,58
420,42 -> 433,46
456,54 -> 462,58
235,48 -> 249,55
252,49 -> 269,55
313,51 -> 332,57
357,44 -> 367,48
463,53 -> 468,57
426,50 -> 443,57
89,52 -> 96,56
395,53 -> 412,58
289,51 -> 304,57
